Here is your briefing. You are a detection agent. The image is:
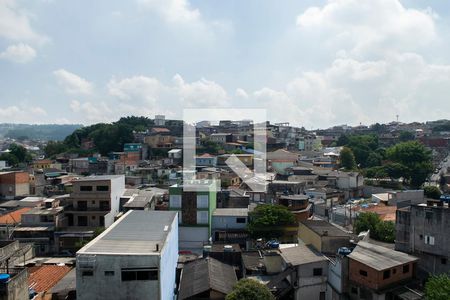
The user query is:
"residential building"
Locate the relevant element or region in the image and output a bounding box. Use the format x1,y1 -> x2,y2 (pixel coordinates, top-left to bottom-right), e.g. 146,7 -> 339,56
0,241 -> 30,300
57,175 -> 125,253
177,257 -> 237,300
210,133 -> 233,144
195,153 -> 217,167
298,220 -> 352,254
278,195 -> 312,222
154,115 -> 166,126
76,210 -> 178,300
13,203 -> 65,255
64,175 -> 124,228
269,245 -> 328,299
396,201 -> 450,275
0,171 -> 30,199
0,207 -> 32,240
348,241 -> 419,300
169,180 -> 218,250
212,208 -> 248,246
28,265 -> 73,300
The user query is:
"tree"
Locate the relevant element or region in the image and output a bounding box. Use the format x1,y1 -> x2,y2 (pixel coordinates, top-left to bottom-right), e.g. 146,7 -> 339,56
425,274 -> 450,300
386,141 -> 433,188
226,279 -> 274,300
424,186 -> 442,200
0,153 -> 19,166
247,204 -> 295,240
354,212 -> 381,235
44,141 -> 69,157
398,131 -> 415,142
9,143 -> 30,163
383,162 -> 407,180
374,221 -> 395,243
340,147 -> 357,170
366,152 -> 382,168
354,212 -> 396,243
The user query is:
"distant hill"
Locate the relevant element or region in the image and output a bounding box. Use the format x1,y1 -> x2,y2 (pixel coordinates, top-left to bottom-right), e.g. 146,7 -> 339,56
0,124 -> 83,141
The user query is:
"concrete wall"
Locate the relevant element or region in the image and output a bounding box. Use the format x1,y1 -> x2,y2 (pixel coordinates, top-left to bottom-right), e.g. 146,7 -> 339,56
160,214 -> 178,300
179,226 -> 209,250
295,260 -> 328,300
212,215 -> 247,230
77,254 -> 160,300
298,224 -> 323,252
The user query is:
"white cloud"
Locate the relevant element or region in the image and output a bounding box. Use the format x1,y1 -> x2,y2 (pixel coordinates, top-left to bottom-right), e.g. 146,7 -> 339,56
235,88 -> 249,99
0,0 -> 47,43
297,0 -> 437,58
173,74 -> 229,107
0,104 -> 47,123
0,43 -> 36,63
54,69 -> 93,95
107,76 -> 165,106
137,0 -> 200,23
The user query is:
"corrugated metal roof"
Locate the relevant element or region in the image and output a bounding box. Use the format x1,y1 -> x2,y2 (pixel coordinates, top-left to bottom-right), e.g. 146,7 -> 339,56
348,241 -> 418,271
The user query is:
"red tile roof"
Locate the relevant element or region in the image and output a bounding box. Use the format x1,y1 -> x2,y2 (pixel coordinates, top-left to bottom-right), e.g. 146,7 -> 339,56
28,265 -> 72,293
0,207 -> 32,225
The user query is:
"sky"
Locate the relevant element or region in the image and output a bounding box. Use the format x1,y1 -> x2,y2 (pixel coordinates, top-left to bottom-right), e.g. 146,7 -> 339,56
1,0 -> 450,128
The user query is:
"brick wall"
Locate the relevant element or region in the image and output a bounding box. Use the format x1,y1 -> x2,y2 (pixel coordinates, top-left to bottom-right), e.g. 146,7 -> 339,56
349,259 -> 415,290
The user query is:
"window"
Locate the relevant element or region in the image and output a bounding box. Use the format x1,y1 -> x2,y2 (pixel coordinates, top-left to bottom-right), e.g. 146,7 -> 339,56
82,270 -> 93,276
92,201 -> 95,204
78,216 -> 88,226
236,217 -> 246,224
359,270 -> 368,277
91,216 -> 96,220
96,185 -> 109,191
425,235 -> 435,245
78,201 -> 87,211
80,186 -> 93,191
104,271 -> 114,276
196,211 -> 208,224
393,268 -> 397,274
196,195 -> 209,208
313,268 -> 322,276
121,269 -> 158,281
403,265 -> 410,273
351,287 -> 358,295
170,195 -> 181,208
383,270 -> 391,279
320,292 -> 325,300
442,258 -> 447,265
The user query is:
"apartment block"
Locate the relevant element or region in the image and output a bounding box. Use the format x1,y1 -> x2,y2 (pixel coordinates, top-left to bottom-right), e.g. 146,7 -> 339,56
0,171 -> 30,199
169,180 -> 218,250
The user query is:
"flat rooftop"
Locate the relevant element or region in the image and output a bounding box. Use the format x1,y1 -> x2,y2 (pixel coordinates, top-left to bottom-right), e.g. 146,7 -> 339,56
301,220 -> 351,237
74,175 -> 124,182
213,208 -> 248,217
77,210 -> 177,255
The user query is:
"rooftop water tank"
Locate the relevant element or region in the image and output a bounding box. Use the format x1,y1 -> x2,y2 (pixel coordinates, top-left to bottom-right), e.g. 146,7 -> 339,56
0,273 -> 10,283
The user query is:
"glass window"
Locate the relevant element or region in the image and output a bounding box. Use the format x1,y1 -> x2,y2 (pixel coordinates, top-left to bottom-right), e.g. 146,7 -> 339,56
196,195 -> 209,208
104,271 -> 114,276
121,269 -> 158,281
359,270 -> 368,277
313,268 -> 322,276
196,211 -> 208,224
236,217 -> 246,224
96,185 -> 109,191
170,195 -> 181,208
383,270 -> 390,279
80,186 -> 93,191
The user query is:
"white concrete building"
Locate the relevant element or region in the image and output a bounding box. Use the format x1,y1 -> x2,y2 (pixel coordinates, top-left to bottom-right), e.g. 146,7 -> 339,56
76,210 -> 178,300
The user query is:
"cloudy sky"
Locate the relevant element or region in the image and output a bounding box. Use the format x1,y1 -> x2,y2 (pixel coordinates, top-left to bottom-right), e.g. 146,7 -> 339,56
1,0 -> 450,128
